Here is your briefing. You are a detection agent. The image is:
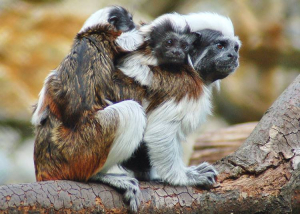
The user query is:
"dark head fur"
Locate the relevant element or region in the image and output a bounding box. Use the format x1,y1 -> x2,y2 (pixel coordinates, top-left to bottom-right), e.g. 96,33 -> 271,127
108,6 -> 135,32
149,20 -> 199,65
142,15 -> 200,65
80,6 -> 135,34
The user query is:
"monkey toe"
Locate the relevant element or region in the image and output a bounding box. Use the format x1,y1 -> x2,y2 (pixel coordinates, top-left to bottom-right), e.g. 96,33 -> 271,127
123,184 -> 140,212
195,162 -> 218,175
187,163 -> 218,188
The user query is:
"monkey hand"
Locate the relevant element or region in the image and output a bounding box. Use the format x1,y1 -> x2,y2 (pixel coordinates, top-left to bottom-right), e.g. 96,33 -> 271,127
186,162 -> 218,188
116,29 -> 143,52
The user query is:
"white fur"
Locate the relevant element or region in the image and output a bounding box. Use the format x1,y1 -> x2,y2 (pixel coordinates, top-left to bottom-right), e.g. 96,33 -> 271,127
149,168 -> 160,180
180,85 -> 213,138
193,48 -> 209,70
185,12 -> 234,37
80,7 -> 144,51
116,29 -> 144,51
187,55 -> 194,69
98,100 -> 147,173
79,7 -> 115,33
31,71 -> 56,126
213,80 -> 221,91
142,87 -> 213,185
140,13 -> 188,40
117,53 -> 158,86
184,12 -> 241,45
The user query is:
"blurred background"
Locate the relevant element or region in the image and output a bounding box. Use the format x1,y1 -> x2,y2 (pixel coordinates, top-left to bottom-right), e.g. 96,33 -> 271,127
0,0 -> 299,184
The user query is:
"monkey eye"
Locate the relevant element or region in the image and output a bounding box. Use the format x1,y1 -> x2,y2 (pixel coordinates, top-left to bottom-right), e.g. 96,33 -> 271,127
234,45 -> 239,52
216,43 -> 225,50
108,16 -> 119,24
181,42 -> 189,51
165,39 -> 173,47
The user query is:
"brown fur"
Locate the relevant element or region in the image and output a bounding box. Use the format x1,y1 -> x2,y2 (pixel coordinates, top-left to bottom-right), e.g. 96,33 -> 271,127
146,64 -> 203,112
34,23 -> 204,183
111,70 -> 147,103
34,24 -> 125,182
113,44 -> 204,113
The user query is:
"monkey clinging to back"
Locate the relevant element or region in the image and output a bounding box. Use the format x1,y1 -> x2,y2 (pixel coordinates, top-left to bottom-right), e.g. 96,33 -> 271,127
32,6 -> 145,211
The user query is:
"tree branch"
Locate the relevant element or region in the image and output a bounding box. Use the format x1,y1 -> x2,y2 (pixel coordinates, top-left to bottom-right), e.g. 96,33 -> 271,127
1,75 -> 300,213
190,122 -> 258,164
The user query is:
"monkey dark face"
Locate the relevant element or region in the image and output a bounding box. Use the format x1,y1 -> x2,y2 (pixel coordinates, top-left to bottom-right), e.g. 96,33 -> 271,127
148,20 -> 199,65
190,29 -> 240,84
108,6 -> 135,32
154,32 -> 197,65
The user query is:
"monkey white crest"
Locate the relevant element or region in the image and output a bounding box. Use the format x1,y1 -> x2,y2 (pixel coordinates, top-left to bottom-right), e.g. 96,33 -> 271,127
80,6 -> 143,51
185,12 -> 241,46
79,7 -> 112,33
140,13 -> 188,40
185,12 -> 234,36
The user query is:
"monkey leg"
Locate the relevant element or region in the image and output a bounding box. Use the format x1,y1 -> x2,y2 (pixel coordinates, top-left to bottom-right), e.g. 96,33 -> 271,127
96,100 -> 147,173
89,173 -> 140,212
143,100 -> 217,188
120,142 -> 164,182
144,128 -> 217,187
34,100 -> 145,184
91,100 -> 146,212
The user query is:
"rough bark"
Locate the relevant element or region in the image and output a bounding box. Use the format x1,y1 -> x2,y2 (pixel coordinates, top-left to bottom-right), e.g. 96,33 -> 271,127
1,75 -> 300,213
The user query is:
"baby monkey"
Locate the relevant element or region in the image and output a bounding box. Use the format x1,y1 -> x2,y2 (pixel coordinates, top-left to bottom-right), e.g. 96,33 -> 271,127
149,21 -> 199,65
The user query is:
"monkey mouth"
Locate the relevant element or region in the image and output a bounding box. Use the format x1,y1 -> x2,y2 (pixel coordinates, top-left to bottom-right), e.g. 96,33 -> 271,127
118,24 -> 135,32
217,65 -> 237,70
164,56 -> 185,64
216,61 -> 239,73
215,66 -> 237,77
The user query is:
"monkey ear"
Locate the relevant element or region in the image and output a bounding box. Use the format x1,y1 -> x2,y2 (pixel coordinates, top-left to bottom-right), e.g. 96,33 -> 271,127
139,21 -> 147,26
108,16 -> 119,25
194,32 -> 202,39
190,32 -> 202,44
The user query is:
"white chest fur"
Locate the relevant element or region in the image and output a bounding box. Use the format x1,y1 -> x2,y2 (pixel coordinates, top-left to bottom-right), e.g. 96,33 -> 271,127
142,85 -> 213,184
143,84 -> 213,142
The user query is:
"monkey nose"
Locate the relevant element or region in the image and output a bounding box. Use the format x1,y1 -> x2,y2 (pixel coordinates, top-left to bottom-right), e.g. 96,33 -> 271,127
228,53 -> 237,59
172,51 -> 181,56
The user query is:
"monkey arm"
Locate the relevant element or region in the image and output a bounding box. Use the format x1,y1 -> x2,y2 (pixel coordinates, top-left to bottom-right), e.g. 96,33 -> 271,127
52,34 -> 117,126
